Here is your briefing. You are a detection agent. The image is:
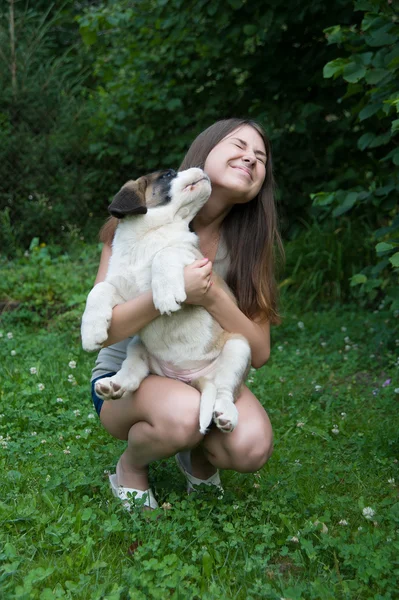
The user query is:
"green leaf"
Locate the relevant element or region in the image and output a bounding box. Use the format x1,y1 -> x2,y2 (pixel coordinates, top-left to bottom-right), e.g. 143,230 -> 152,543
343,61 -> 366,83
359,103 -> 381,121
375,242 -> 394,254
244,24 -> 257,36
310,192 -> 335,206
358,132 -> 375,151
389,252 -> 399,268
350,274 -> 367,286
323,58 -> 347,79
332,192 -> 358,217
80,26 -> 98,47
365,68 -> 389,84
391,119 -> 399,134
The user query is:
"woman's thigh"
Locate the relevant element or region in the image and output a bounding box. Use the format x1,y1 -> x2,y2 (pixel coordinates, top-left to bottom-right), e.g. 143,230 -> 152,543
99,375 -> 202,441
203,386 -> 273,472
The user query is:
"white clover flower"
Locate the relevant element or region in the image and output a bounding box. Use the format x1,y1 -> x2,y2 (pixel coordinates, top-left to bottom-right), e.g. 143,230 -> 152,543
344,336 -> 350,343
161,502 -> 172,510
254,472 -> 261,479
339,519 -> 348,526
362,506 -> 375,519
56,397 -> 63,403
7,332 -> 13,339
68,360 -> 76,369
10,350 -> 16,356
41,439 -> 46,444
288,392 -> 293,397
297,422 -> 305,428
388,478 -> 395,485
45,474 -> 51,482
370,354 -> 375,359
394,388 -> 399,394
253,483 -> 260,488
279,377 -> 286,382
341,326 -> 347,332
341,412 -> 347,418
290,536 -> 299,543
233,504 -> 239,510
84,428 -> 91,434
331,427 -> 339,435
297,321 -> 305,330
343,356 -> 348,361
358,526 -> 363,531
31,431 -> 37,436
277,345 -> 283,351
63,448 -> 71,454
30,367 -> 37,375
345,345 -> 351,352
37,383 -> 45,391
58,435 -> 64,440
68,374 -> 76,383
87,413 -> 95,419
73,409 -> 81,416
320,341 -> 327,347
314,385 -> 322,392
75,435 -> 81,439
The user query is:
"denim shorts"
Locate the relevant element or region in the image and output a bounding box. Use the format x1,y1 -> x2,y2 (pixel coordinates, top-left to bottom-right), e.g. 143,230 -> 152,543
90,372 -> 116,416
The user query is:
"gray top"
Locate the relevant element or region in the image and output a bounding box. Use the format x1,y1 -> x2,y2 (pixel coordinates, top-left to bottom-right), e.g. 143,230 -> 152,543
91,238 -> 230,380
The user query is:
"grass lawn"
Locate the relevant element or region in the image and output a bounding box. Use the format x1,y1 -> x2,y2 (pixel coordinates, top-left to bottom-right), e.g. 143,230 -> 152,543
0,244 -> 398,599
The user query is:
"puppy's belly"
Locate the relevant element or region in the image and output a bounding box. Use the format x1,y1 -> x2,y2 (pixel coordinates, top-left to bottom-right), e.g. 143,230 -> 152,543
140,305 -> 222,367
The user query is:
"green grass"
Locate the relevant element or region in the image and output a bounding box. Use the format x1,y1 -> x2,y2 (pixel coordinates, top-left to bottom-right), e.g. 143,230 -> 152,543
0,245 -> 399,599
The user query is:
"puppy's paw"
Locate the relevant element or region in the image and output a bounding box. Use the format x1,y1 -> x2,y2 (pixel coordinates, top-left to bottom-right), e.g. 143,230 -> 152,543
81,322 -> 109,352
153,292 -> 182,315
213,397 -> 238,433
81,310 -> 112,351
95,377 -> 125,400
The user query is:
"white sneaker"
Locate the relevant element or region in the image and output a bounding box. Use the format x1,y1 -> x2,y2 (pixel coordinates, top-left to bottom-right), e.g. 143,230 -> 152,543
175,451 -> 223,495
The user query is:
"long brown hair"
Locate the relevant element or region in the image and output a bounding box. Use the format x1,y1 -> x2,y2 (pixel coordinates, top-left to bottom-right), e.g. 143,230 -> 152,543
179,118 -> 284,324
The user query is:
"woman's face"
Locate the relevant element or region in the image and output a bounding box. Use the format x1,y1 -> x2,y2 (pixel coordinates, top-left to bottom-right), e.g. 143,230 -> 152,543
204,125 -> 267,203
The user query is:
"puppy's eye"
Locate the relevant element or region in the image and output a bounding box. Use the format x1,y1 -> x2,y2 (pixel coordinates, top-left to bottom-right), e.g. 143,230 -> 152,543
159,170 -> 176,180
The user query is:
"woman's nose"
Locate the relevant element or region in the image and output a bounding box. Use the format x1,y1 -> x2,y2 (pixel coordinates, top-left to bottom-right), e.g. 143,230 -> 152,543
242,154 -> 256,165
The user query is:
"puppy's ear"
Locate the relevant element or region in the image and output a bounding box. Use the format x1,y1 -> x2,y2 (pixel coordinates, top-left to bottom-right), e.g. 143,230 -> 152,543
108,177 -> 148,218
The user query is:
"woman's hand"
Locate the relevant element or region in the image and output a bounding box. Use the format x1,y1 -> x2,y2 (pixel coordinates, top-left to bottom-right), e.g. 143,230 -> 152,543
184,258 -> 213,305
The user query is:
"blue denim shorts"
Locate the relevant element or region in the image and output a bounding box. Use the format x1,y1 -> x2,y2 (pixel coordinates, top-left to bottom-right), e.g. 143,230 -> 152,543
91,372 -> 116,416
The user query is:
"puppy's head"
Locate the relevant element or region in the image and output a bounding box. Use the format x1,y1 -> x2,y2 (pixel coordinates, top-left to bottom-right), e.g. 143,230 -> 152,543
108,167 -> 211,221
108,169 -> 177,218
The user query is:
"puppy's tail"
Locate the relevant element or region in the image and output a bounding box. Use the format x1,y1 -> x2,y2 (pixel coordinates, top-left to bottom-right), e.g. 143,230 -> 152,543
195,378 -> 217,435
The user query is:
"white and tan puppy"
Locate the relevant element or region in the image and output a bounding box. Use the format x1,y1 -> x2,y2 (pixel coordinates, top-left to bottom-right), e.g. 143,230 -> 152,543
81,168 -> 251,433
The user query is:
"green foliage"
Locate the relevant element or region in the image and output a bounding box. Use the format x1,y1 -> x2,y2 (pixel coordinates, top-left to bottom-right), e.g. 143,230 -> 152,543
76,0 -> 355,227
1,247 -> 399,597
312,0 -> 399,309
0,2 -> 101,253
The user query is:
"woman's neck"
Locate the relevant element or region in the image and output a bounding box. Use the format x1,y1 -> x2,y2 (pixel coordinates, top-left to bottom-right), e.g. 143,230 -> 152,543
192,191 -> 232,235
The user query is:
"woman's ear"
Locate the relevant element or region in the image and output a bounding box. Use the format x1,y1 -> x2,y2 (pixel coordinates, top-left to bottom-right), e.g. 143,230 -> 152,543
108,177 -> 148,218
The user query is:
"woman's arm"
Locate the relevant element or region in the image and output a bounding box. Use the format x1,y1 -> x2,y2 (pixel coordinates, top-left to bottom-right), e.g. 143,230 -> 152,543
93,243 -> 160,347
202,283 -> 270,369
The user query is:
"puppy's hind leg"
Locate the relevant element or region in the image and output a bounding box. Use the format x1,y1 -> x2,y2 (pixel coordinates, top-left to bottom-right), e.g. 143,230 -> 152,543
95,338 -> 150,400
192,378 -> 217,435
212,335 -> 251,433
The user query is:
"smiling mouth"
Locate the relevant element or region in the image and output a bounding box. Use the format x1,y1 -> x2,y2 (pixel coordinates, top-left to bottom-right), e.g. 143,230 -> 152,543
232,166 -> 252,180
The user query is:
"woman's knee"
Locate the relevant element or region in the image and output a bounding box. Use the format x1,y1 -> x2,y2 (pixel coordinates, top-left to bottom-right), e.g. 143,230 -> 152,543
229,437 -> 273,472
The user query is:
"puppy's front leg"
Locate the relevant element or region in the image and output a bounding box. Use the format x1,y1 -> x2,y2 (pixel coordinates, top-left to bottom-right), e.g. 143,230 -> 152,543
81,281 -> 120,351
151,249 -> 188,315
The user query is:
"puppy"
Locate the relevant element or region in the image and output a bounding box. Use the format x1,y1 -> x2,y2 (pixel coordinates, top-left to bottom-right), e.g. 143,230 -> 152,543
81,168 -> 251,433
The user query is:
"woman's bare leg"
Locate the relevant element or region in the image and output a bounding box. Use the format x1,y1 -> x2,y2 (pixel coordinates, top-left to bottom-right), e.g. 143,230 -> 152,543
99,375 -> 204,490
191,386 -> 273,476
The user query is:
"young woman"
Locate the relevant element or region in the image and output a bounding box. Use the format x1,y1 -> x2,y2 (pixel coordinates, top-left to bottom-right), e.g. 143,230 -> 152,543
90,118 -> 283,510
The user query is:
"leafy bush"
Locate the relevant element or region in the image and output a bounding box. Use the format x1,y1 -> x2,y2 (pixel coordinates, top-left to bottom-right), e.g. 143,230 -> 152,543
310,0 -> 399,309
